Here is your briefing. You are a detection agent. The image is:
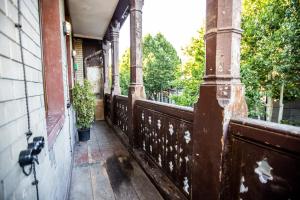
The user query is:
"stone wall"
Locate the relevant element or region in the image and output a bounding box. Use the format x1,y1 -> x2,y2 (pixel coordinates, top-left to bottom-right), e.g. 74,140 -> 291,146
0,0 -> 76,199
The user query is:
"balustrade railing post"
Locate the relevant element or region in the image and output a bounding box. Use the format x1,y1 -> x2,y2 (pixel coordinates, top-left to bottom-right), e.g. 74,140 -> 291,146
191,0 -> 248,198
128,0 -> 146,148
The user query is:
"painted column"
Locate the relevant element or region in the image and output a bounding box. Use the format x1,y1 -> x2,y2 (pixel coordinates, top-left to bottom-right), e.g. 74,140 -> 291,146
102,40 -> 110,94
128,0 -> 145,147
110,21 -> 121,96
191,0 -> 248,198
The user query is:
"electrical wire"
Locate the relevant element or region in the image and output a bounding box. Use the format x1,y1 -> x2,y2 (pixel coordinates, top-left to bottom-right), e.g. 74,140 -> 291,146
22,165 -> 33,176
32,163 -> 39,200
16,0 -> 32,143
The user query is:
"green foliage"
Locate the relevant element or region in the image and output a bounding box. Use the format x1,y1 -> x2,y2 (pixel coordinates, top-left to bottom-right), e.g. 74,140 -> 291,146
171,28 -> 206,107
72,80 -> 96,129
241,0 -> 300,117
119,33 -> 181,98
143,33 -> 181,98
120,49 -> 130,95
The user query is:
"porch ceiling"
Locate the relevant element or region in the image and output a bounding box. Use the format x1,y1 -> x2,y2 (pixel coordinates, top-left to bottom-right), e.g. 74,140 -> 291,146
68,0 -> 119,40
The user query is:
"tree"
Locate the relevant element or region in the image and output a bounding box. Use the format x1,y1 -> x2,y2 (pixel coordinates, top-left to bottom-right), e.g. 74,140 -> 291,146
120,49 -> 130,95
241,0 -> 300,119
143,33 -> 181,99
119,33 -> 181,99
171,27 -> 206,107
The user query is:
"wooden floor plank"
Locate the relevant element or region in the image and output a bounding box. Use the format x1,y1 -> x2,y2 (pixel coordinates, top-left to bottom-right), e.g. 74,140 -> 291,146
130,161 -> 164,200
90,163 -> 115,200
69,166 -> 94,200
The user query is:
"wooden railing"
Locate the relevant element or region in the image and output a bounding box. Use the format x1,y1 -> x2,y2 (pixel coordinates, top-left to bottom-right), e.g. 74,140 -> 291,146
114,95 -> 129,135
225,118 -> 300,200
104,94 -> 300,199
135,100 -> 193,198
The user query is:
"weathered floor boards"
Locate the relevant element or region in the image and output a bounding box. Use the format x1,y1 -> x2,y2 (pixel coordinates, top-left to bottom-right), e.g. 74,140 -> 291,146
69,121 -> 163,200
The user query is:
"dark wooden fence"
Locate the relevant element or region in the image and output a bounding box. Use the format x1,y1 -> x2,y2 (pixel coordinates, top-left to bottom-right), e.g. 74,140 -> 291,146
224,118 -> 300,200
135,100 -> 193,198
104,94 -> 300,199
114,95 -> 129,135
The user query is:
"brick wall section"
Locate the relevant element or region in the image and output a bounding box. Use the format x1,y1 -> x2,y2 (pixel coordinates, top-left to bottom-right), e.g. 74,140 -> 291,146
74,38 -> 84,83
0,0 -> 76,199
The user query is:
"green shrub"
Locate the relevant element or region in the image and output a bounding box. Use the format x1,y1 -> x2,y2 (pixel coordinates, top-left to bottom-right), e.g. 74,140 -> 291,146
72,80 -> 96,129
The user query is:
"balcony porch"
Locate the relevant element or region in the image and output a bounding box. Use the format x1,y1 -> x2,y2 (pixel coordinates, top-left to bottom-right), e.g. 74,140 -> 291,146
67,0 -> 300,198
1,0 -> 298,198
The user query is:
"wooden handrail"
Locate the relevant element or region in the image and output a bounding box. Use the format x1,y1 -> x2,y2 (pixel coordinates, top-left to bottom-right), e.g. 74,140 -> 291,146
136,99 -> 194,122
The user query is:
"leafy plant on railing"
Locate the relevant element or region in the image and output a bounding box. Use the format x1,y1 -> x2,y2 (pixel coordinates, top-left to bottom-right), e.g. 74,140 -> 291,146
72,80 -> 96,129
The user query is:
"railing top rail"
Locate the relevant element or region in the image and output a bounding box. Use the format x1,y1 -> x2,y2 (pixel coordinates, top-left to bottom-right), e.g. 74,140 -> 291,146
231,117 -> 300,136
230,117 -> 300,154
136,99 -> 194,122
115,95 -> 129,101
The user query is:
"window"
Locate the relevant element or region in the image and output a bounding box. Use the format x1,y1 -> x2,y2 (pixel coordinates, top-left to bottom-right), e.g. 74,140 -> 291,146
40,0 -> 65,145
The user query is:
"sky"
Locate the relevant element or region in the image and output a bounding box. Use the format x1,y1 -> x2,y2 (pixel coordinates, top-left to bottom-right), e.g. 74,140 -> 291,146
119,0 -> 206,60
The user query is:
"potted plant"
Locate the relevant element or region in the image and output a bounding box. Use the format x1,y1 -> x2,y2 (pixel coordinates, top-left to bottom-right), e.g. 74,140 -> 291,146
72,80 -> 96,141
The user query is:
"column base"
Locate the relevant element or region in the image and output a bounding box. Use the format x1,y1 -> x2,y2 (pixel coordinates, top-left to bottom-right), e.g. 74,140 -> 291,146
128,85 -> 145,148
192,83 -> 247,199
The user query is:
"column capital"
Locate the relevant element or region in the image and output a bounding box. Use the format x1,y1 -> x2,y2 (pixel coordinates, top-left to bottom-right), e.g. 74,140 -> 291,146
110,21 -> 120,35
102,40 -> 110,52
102,40 -> 110,56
